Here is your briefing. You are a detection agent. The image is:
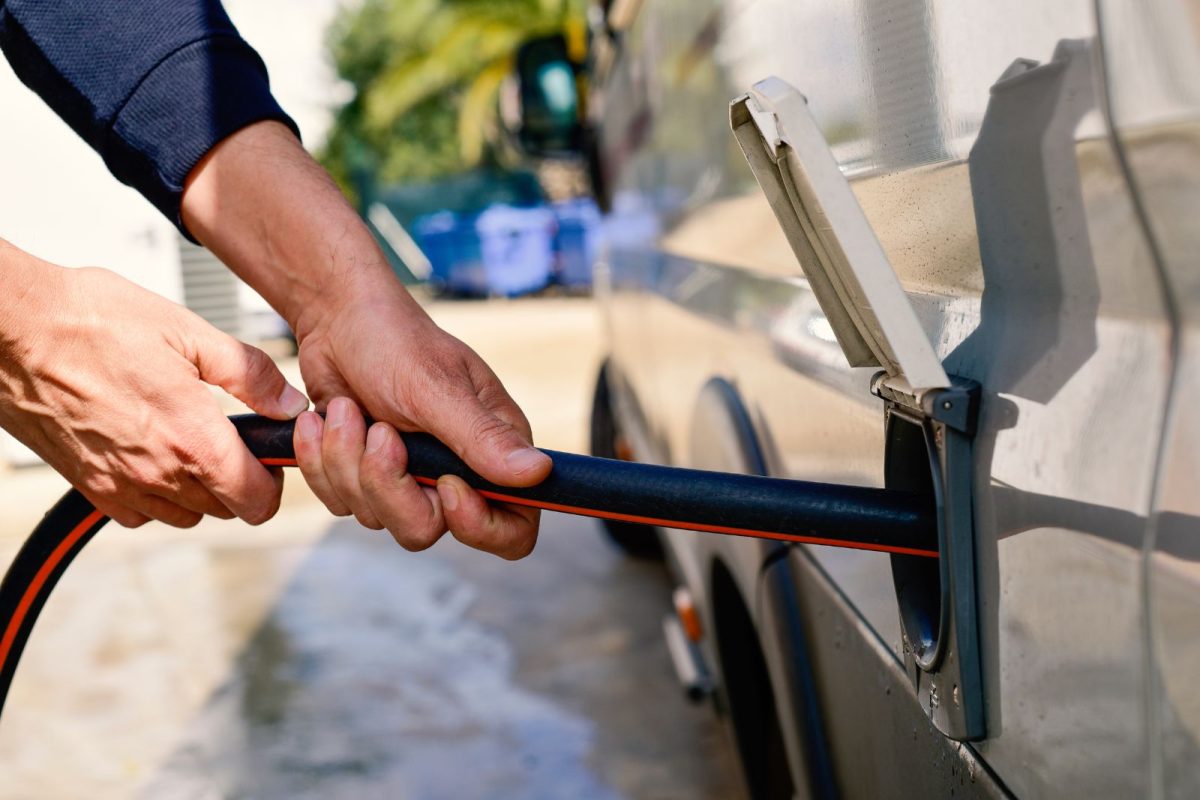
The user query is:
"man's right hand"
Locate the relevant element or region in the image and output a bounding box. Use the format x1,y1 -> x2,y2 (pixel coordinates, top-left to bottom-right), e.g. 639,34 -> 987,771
0,240 -> 308,528
180,121 -> 552,560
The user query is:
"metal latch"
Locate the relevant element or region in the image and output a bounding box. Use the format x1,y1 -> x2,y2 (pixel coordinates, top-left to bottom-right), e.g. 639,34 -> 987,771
874,372 -> 985,741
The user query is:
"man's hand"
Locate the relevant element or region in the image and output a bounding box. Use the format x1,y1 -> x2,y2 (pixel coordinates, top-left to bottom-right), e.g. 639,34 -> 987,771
0,242 -> 308,527
181,121 -> 552,559
290,278 -> 550,559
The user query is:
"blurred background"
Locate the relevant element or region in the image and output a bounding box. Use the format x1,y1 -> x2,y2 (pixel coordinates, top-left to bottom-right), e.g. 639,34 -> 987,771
0,1 -> 740,797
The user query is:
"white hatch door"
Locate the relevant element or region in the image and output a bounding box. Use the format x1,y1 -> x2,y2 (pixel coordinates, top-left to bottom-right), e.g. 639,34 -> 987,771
731,77 -> 950,390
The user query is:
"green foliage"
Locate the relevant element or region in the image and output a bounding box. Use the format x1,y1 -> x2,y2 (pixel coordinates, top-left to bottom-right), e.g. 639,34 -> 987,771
320,0 -> 583,201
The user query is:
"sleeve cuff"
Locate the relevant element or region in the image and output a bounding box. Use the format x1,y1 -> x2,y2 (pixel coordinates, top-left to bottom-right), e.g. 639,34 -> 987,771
103,35 -> 301,242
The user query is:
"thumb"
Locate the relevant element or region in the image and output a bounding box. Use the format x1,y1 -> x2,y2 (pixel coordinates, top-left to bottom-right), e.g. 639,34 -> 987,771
191,327 -> 309,419
422,392 -> 551,489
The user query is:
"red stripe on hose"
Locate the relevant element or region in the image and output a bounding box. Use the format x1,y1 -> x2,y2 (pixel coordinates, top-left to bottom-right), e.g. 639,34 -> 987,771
0,510 -> 105,677
259,458 -> 296,467
409,476 -> 939,559
253,458 -> 937,558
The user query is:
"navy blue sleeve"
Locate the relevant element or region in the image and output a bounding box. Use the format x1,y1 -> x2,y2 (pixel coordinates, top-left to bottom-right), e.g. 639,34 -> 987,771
0,0 -> 300,238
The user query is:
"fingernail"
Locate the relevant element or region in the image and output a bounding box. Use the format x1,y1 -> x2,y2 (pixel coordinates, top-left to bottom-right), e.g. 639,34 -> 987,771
328,398 -> 350,429
296,412 -> 319,442
365,424 -> 387,455
505,447 -> 549,476
279,384 -> 309,418
437,480 -> 459,512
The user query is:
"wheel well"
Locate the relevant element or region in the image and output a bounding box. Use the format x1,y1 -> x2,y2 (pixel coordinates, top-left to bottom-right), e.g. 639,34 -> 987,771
590,359 -> 664,559
710,559 -> 794,800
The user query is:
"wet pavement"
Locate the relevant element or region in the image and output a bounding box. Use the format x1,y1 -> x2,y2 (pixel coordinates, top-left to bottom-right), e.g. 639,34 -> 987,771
0,298 -> 743,799
142,514 -> 738,800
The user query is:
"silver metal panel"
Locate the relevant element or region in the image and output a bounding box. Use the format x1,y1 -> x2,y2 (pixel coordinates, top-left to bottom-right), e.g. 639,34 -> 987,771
592,0 -> 1185,793
1097,1 -> 1200,795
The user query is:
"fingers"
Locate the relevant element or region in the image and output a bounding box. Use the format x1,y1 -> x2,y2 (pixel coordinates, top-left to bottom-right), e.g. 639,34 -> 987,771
190,325 -> 308,419
436,474 -> 540,560
359,422 -> 447,551
294,410 -> 350,515
293,401 -> 384,530
162,475 -> 236,519
185,325 -> 303,521
320,399 -> 383,529
136,495 -> 204,528
294,403 -> 539,559
83,492 -> 150,529
357,419 -> 538,559
81,491 -> 199,529
191,417 -> 285,525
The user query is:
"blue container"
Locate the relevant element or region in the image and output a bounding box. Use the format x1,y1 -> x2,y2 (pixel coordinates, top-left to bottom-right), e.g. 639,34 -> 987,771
475,205 -> 555,296
414,211 -> 487,295
552,199 -> 601,289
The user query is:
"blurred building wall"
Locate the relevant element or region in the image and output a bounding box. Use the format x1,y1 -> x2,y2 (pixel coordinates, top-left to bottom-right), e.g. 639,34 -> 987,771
0,0 -> 341,467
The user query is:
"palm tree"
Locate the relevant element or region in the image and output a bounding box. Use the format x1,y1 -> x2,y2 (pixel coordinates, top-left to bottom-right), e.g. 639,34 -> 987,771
322,0 -> 584,192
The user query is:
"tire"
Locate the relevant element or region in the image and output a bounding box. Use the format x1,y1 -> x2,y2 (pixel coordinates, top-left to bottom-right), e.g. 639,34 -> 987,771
589,363 -> 663,558
712,562 -> 798,800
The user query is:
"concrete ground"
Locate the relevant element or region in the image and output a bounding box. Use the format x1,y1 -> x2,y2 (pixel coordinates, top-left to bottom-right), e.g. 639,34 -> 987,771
0,297 -> 742,799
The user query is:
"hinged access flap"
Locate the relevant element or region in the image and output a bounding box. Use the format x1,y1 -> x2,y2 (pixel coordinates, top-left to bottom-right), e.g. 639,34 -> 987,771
731,77 -> 949,390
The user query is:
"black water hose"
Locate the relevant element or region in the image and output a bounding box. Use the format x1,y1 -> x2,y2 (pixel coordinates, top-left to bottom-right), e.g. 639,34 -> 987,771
0,414 -> 936,719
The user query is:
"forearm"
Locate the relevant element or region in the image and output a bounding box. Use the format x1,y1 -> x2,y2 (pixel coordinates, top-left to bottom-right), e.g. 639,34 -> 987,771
179,121 -> 413,338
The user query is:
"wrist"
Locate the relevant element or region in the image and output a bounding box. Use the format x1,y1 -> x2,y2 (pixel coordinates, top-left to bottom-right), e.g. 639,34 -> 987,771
290,241 -> 417,343
180,120 -> 406,333
0,241 -> 62,351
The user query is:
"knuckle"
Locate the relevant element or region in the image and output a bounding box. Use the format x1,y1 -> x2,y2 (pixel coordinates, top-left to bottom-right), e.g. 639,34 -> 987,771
182,437 -> 225,481
360,459 -> 400,503
413,343 -> 461,385
141,469 -> 183,498
358,457 -> 385,493
114,510 -> 147,528
174,512 -> 203,529
123,462 -> 161,492
501,535 -> 536,561
233,481 -> 280,526
401,344 -> 468,408
81,473 -> 120,500
358,476 -> 382,505
242,509 -> 271,526
391,532 -> 426,552
172,426 -> 209,468
326,477 -> 360,512
294,441 -> 322,474
208,505 -> 236,520
241,496 -> 278,526
476,379 -> 523,425
353,509 -> 384,530
323,421 -> 354,452
394,520 -> 442,552
468,412 -> 516,449
241,343 -> 279,384
319,494 -> 352,517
